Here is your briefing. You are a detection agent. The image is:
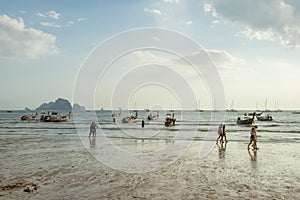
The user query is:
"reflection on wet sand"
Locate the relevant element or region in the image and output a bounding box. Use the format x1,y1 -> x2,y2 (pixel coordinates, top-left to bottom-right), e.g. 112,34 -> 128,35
217,142 -> 227,160
248,149 -> 257,170
89,137 -> 96,148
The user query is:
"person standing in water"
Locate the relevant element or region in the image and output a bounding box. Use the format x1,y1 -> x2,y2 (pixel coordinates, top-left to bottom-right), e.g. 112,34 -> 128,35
141,120 -> 145,128
248,125 -> 258,150
216,123 -> 223,144
222,124 -> 228,143
89,121 -> 98,137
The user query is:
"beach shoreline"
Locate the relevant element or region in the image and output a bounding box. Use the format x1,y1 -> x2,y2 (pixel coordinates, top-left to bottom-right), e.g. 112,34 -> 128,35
1,134 -> 299,199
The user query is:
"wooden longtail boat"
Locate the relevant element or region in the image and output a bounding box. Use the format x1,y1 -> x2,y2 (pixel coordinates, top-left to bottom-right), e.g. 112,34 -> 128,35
40,112 -> 71,122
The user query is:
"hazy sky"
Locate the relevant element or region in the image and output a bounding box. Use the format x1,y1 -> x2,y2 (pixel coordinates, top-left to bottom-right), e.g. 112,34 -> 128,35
0,0 -> 299,110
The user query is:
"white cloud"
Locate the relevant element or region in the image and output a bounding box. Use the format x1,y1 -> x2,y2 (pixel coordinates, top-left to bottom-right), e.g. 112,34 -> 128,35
36,10 -> 60,20
77,18 -> 86,22
152,36 -> 160,41
48,10 -> 60,20
186,20 -> 192,25
163,0 -> 179,3
203,3 -> 212,13
19,10 -> 27,14
40,21 -> 61,28
66,21 -> 75,27
206,49 -> 244,67
36,12 -> 47,18
128,49 -> 244,78
0,15 -> 58,59
144,8 -> 162,16
204,0 -> 300,47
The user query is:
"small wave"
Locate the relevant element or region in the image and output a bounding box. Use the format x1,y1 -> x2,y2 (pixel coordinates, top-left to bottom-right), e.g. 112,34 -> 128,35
0,126 -> 75,129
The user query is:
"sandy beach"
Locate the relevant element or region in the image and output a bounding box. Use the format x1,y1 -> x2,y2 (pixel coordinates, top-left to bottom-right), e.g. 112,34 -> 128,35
0,134 -> 299,199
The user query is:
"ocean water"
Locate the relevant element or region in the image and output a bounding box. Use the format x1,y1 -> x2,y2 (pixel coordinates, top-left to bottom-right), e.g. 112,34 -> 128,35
0,110 -> 299,143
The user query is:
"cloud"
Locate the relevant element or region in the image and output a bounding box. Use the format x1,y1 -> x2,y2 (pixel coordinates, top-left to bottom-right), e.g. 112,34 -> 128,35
0,15 -> 58,59
40,21 -> 61,28
144,8 -> 162,16
207,49 -> 244,66
66,21 -> 75,27
127,49 -> 244,78
185,20 -> 192,25
77,17 -> 86,22
204,0 -> 300,47
163,0 -> 179,3
36,10 -> 60,20
19,10 -> 27,14
47,10 -> 60,19
36,12 -> 47,18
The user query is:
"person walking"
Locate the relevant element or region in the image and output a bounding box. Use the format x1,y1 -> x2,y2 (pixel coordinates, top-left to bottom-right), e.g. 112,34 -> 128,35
222,124 -> 228,143
216,123 -> 223,144
89,121 -> 98,137
248,125 -> 258,150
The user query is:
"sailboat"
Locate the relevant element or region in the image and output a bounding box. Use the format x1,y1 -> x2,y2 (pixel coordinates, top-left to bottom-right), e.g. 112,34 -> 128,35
195,100 -> 204,112
169,103 -> 174,112
274,100 -> 283,112
212,100 -> 218,112
226,100 -> 237,112
264,98 -> 271,112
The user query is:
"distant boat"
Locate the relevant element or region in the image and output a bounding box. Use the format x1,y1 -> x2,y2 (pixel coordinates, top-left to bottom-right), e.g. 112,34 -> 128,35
21,113 -> 38,121
226,100 -> 237,112
244,112 -> 263,117
40,112 -> 71,122
112,108 -> 122,117
226,108 -> 237,112
292,111 -> 300,114
195,100 -> 204,112
6,110 -> 12,113
237,113 -> 255,125
169,103 -> 174,112
237,117 -> 254,125
165,113 -> 176,126
122,112 -> 137,123
274,100 -> 283,112
264,98 -> 271,112
257,114 -> 273,121
147,111 -> 159,121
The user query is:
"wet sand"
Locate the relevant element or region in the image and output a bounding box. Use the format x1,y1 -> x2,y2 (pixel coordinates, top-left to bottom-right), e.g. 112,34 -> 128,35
1,135 -> 299,199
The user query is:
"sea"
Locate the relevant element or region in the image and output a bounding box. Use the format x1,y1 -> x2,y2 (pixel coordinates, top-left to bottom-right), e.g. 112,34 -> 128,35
1,110 -> 300,143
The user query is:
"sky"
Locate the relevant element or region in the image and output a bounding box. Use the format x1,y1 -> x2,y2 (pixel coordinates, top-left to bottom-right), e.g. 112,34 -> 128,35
0,0 -> 299,110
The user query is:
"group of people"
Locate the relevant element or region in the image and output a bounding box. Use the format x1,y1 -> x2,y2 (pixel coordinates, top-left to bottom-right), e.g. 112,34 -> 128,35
216,123 -> 259,150
90,121 -> 260,150
216,124 -> 228,144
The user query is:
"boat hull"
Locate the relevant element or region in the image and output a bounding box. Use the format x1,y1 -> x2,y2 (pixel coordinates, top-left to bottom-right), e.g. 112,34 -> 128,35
41,116 -> 69,122
237,118 -> 254,125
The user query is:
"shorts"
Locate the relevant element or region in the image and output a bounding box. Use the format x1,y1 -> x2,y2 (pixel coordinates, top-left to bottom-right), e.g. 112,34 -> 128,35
250,135 -> 254,139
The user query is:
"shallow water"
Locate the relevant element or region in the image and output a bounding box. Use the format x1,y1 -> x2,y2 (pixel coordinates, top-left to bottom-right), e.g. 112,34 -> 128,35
1,110 -> 300,143
0,135 -> 299,199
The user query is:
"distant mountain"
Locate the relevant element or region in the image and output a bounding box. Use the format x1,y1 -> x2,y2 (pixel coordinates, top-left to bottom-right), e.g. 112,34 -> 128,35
35,98 -> 72,110
25,107 -> 32,111
73,103 -> 86,111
